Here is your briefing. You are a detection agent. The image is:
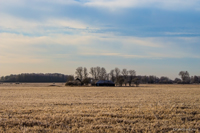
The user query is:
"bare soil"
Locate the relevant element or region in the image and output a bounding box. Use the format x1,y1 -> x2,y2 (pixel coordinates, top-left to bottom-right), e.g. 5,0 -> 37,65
0,84 -> 200,132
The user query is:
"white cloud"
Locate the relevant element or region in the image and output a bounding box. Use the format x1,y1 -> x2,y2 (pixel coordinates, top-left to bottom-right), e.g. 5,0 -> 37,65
0,33 -> 95,48
80,52 -> 151,58
0,13 -> 97,35
0,53 -> 45,64
123,37 -> 162,47
80,52 -> 200,59
0,32 -> 164,48
47,19 -> 88,29
1,32 -> 199,67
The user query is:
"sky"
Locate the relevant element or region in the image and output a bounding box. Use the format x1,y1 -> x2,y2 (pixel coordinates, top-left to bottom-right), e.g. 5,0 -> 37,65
0,0 -> 200,79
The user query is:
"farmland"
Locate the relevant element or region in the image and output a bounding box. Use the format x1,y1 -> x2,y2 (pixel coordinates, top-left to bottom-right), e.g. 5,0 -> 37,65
0,84 -> 200,132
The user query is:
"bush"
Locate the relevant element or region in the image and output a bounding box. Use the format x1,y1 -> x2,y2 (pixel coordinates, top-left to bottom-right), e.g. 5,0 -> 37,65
118,78 -> 124,86
132,78 -> 140,87
91,82 -> 96,86
82,78 -> 90,85
65,81 -> 74,86
65,81 -> 80,86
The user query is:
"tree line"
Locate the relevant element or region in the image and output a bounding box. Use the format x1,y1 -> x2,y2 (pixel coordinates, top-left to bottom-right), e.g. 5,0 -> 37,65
0,73 -> 68,83
71,67 -> 200,86
0,69 -> 199,85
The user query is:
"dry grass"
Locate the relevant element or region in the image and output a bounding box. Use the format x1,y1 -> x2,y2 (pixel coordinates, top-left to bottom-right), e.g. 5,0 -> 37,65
0,84 -> 200,132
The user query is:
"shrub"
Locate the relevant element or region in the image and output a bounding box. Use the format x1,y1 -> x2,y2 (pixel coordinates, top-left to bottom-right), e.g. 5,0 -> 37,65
82,78 -> 91,85
65,81 -> 74,86
65,81 -> 81,86
118,78 -> 124,86
132,78 -> 140,87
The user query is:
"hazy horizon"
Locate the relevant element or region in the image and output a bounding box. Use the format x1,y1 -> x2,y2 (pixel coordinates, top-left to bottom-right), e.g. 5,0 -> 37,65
1,0 -> 200,79
0,67 -> 197,80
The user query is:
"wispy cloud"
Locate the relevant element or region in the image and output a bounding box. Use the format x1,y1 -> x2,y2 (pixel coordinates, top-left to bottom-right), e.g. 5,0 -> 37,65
80,52 -> 150,58
0,53 -> 46,64
80,52 -> 200,59
83,0 -> 200,10
0,13 -> 98,35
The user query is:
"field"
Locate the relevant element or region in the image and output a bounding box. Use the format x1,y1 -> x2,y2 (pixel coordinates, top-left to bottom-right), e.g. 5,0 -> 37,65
0,83 -> 200,132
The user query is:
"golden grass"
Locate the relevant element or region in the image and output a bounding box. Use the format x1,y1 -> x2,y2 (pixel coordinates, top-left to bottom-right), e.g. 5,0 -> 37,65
0,84 -> 200,132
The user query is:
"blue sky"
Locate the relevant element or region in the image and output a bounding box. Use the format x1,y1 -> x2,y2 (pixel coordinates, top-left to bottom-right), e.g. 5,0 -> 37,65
0,0 -> 200,79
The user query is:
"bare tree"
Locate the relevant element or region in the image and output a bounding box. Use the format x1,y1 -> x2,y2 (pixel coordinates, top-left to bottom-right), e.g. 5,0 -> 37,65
75,67 -> 83,81
114,68 -> 120,78
83,67 -> 88,79
118,76 -> 124,86
128,70 -> 136,86
90,67 -> 97,80
82,67 -> 90,85
121,68 -> 128,86
132,77 -> 140,87
90,67 -> 94,78
179,71 -> 190,84
90,66 -> 109,81
114,67 -> 121,85
105,73 -> 110,80
67,75 -> 74,81
96,66 -> 101,80
179,71 -> 185,81
93,67 -> 98,80
100,67 -> 107,80
110,69 -> 115,82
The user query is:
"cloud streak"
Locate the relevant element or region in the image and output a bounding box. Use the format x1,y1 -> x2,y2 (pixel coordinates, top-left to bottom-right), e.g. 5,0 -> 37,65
83,0 -> 200,10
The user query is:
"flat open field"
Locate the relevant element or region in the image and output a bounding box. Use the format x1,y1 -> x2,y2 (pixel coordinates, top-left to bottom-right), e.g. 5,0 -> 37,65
0,84 -> 200,132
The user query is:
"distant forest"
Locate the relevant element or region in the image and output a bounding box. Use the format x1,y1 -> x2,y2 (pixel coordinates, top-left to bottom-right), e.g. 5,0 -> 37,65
0,73 -> 68,82
0,67 -> 200,84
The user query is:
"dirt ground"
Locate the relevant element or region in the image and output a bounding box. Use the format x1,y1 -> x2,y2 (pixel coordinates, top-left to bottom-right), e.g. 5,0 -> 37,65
0,84 -> 200,132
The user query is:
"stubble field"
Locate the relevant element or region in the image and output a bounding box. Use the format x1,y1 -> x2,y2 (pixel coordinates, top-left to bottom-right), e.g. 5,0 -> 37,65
0,83 -> 200,132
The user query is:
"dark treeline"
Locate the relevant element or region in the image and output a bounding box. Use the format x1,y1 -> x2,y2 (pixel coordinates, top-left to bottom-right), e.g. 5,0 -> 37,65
0,73 -> 68,82
72,67 -> 200,86
0,68 -> 199,85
